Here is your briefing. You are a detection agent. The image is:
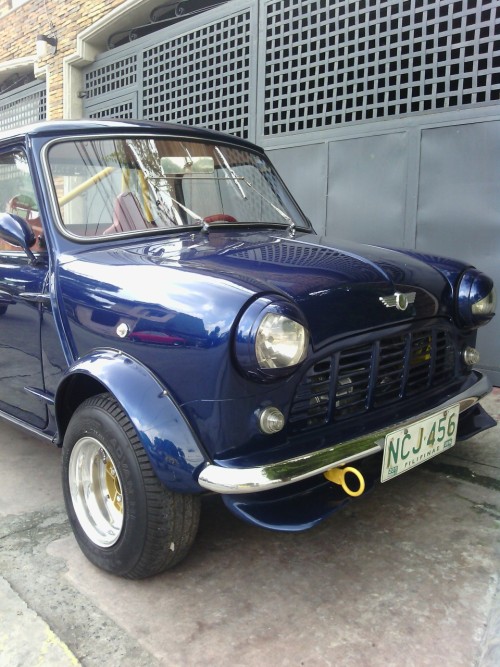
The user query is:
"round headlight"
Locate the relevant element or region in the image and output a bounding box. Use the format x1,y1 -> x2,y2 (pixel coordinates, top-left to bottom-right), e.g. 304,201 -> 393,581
457,270 -> 496,327
255,313 -> 308,369
471,288 -> 496,316
234,296 -> 310,380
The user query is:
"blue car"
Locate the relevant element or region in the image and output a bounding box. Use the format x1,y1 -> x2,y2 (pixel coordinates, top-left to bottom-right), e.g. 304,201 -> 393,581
0,120 -> 495,578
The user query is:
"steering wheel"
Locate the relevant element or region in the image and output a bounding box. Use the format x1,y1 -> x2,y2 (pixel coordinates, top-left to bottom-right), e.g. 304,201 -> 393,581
203,214 -> 238,224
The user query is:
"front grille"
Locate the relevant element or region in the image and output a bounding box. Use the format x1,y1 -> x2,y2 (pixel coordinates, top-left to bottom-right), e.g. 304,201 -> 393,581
289,359 -> 332,428
289,328 -> 457,429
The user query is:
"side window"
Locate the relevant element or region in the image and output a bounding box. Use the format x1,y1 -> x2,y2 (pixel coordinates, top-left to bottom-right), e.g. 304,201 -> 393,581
0,151 -> 42,253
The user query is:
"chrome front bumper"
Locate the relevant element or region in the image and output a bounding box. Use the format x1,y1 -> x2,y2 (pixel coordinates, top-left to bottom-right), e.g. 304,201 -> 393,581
197,374 -> 492,494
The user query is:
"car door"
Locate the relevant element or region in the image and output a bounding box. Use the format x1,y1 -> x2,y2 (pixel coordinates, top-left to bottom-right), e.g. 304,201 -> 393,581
0,148 -> 49,429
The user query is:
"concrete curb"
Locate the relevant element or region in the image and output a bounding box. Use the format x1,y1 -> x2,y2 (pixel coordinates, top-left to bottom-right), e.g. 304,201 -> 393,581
0,576 -> 80,666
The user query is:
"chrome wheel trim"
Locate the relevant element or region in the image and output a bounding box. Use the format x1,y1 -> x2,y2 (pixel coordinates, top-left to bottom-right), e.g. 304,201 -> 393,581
68,436 -> 124,548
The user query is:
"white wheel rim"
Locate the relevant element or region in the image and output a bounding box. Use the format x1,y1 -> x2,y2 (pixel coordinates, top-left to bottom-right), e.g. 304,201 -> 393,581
68,437 -> 124,547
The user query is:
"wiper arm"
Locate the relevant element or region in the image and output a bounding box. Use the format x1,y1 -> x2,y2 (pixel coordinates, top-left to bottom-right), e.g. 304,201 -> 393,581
167,195 -> 205,224
215,147 -> 247,200
149,179 -> 205,226
241,177 -> 296,235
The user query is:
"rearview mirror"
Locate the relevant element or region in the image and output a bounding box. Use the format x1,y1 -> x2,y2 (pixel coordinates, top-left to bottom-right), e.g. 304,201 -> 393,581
161,156 -> 214,175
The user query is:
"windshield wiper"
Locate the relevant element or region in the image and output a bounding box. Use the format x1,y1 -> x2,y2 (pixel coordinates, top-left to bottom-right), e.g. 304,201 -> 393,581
240,177 -> 296,236
149,179 -> 207,228
215,147 -> 247,200
166,195 -> 206,225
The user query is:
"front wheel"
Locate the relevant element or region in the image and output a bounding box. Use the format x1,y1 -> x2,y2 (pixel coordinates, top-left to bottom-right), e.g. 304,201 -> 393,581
61,393 -> 200,578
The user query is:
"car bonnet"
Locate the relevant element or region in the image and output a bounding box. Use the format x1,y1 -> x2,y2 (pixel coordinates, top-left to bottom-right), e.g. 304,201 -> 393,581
114,228 -> 457,348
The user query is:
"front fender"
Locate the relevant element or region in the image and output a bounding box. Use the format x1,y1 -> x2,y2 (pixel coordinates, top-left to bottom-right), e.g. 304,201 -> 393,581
56,348 -> 207,493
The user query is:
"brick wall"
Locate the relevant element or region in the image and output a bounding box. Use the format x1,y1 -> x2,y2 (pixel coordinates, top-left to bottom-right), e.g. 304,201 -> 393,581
0,1 -> 11,20
0,0 -> 125,118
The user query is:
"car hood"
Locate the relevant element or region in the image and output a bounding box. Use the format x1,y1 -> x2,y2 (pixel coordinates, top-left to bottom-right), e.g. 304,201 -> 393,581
62,229 -> 464,350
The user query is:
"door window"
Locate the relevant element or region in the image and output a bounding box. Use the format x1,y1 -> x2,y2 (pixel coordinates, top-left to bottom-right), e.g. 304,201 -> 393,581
0,151 -> 42,252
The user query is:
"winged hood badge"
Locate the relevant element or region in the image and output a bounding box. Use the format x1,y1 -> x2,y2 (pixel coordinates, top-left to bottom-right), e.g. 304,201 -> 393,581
379,291 -> 416,311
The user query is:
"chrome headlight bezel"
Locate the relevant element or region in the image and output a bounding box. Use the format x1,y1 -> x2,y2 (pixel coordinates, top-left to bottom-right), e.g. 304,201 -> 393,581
456,269 -> 496,328
234,296 -> 309,381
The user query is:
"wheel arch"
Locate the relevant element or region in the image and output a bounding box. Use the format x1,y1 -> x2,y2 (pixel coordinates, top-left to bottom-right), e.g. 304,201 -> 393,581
55,349 -> 207,493
56,373 -> 108,437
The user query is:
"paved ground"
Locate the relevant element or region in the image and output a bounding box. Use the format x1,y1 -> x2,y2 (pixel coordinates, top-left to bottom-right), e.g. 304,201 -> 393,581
0,390 -> 499,667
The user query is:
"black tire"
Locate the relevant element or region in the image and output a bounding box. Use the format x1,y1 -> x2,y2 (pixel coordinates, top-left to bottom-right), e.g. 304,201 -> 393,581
61,393 -> 200,578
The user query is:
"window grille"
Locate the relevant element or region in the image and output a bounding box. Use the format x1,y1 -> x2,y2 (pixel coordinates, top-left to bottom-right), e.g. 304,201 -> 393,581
0,86 -> 46,131
88,101 -> 135,119
142,10 -> 252,137
263,0 -> 500,135
84,55 -> 137,99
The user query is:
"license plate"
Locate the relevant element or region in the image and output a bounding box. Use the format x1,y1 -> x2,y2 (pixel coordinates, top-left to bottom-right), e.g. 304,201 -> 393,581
381,404 -> 460,482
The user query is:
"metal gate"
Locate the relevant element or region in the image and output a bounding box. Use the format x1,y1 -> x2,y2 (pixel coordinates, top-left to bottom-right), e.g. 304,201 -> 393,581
81,0 -> 500,384
83,0 -> 257,139
0,79 -> 47,131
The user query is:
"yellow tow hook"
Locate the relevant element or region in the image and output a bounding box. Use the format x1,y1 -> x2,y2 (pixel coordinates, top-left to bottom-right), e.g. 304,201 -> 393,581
324,466 -> 366,497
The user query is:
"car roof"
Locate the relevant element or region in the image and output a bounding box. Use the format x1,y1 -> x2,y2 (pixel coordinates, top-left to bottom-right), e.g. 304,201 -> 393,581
0,119 -> 260,152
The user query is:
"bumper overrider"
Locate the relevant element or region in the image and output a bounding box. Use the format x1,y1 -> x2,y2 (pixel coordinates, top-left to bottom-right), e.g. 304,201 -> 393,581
197,373 -> 494,494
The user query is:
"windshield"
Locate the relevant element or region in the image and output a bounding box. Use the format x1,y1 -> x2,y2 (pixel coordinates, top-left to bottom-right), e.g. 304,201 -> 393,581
46,137 -> 309,238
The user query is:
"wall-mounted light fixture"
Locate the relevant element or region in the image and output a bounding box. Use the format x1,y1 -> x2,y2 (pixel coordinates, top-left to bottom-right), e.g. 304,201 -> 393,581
36,34 -> 57,59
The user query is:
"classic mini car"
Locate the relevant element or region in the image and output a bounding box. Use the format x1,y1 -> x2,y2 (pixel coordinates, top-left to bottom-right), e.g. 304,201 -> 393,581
0,120 -> 496,578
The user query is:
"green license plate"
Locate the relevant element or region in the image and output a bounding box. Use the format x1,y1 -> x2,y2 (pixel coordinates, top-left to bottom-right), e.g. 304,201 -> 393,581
381,404 -> 460,483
